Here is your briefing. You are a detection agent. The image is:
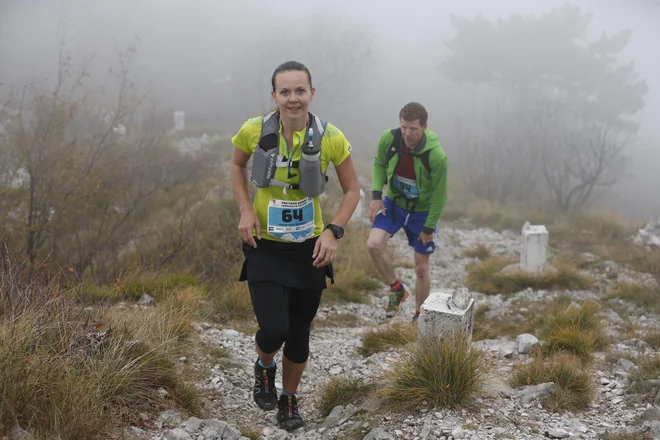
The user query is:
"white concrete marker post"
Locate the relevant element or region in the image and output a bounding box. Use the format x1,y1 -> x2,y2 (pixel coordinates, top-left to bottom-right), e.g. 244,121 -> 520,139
349,188 -> 371,225
520,221 -> 549,272
174,111 -> 185,132
417,287 -> 475,344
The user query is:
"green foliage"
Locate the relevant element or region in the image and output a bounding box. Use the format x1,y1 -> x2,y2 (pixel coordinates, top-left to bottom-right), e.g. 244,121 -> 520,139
441,5 -> 648,211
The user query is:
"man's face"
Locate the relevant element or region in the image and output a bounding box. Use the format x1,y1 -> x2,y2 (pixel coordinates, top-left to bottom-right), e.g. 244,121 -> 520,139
400,118 -> 427,148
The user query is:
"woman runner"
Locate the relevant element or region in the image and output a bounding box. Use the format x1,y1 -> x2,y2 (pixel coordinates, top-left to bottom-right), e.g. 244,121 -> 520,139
229,60 -> 360,430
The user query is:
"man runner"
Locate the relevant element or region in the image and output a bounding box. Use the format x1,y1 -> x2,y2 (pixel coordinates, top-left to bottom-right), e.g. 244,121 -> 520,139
367,102 -> 449,322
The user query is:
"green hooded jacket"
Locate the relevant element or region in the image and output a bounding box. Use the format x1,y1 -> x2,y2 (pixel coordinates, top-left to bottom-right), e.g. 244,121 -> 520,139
371,128 -> 449,233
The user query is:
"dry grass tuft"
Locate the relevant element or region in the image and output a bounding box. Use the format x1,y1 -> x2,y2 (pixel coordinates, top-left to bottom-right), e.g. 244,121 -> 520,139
462,243 -> 492,261
0,260 -> 202,438
606,282 -> 660,314
357,322 -> 418,357
379,331 -> 487,409
466,257 -> 592,295
317,376 -> 373,417
510,352 -> 594,412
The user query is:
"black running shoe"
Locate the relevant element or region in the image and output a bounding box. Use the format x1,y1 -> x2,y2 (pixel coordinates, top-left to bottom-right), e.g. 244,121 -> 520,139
277,393 -> 304,431
252,359 -> 277,411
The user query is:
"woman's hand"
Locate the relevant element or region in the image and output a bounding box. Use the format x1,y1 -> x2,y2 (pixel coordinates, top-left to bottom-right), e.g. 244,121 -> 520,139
238,208 -> 261,247
312,229 -> 337,267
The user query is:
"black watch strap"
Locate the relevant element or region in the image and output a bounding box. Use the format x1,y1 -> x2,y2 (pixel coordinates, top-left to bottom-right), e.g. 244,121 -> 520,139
324,223 -> 344,239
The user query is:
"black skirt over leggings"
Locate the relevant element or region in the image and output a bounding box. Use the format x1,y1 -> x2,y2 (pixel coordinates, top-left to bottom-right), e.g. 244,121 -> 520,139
239,237 -> 334,364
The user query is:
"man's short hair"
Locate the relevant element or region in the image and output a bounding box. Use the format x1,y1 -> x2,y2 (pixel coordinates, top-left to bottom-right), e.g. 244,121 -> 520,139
399,102 -> 428,126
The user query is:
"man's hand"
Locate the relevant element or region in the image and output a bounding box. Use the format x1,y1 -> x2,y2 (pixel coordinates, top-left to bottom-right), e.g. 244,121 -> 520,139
418,231 -> 434,246
312,229 -> 337,267
238,208 -> 260,247
369,200 -> 386,222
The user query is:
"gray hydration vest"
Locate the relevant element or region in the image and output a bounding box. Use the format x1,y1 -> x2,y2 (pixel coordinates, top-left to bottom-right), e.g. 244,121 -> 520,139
250,110 -> 329,197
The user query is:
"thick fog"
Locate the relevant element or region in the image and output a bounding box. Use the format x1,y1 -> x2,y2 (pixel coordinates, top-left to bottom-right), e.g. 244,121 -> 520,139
1,0 -> 659,219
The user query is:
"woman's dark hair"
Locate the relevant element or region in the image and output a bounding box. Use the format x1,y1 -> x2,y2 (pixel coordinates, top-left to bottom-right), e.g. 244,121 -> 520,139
271,61 -> 312,91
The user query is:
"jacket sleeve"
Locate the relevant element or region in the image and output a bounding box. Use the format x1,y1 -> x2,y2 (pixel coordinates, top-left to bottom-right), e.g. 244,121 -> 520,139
423,152 -> 448,233
371,131 -> 391,200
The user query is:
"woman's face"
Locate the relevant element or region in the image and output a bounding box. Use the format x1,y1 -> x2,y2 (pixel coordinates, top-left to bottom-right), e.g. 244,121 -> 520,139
272,70 -> 314,121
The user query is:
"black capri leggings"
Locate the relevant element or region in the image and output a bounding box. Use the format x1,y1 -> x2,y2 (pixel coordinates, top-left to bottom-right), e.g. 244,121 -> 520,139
248,280 -> 323,364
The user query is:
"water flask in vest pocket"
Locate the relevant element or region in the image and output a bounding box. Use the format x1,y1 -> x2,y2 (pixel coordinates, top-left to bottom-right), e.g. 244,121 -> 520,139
251,133 -> 278,188
298,127 -> 325,197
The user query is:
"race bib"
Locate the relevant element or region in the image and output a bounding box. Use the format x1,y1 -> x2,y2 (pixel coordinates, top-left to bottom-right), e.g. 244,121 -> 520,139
392,174 -> 419,199
267,198 -> 315,243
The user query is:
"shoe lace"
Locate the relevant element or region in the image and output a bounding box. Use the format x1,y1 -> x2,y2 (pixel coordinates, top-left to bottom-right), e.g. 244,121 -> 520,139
262,368 -> 269,392
285,395 -> 299,418
256,365 -> 276,394
387,292 -> 397,306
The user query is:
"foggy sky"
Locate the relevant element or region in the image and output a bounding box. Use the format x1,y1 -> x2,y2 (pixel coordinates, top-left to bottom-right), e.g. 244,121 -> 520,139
1,0 -> 658,219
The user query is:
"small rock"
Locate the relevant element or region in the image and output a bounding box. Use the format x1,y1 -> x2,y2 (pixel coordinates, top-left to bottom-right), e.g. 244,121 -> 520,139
8,426 -> 33,440
359,396 -> 383,412
222,426 -> 241,440
219,329 -> 242,340
157,409 -> 182,426
138,293 -> 155,306
363,428 -> 394,440
516,333 -> 539,354
181,417 -> 203,433
619,338 -> 649,351
616,358 -> 637,371
451,287 -> 472,309
642,406 -> 660,421
545,428 -> 569,438
420,420 -> 432,438
322,405 -> 345,428
518,382 -> 555,404
123,427 -> 146,439
202,420 -> 228,438
502,341 -> 517,358
163,429 -> 192,440
568,419 -> 588,433
649,421 -> 660,439
501,263 -> 521,274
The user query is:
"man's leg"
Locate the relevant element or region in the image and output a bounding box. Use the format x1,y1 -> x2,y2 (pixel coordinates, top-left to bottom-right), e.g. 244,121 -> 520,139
367,227 -> 396,284
404,213 -> 437,321
413,251 -> 431,314
368,228 -> 409,318
367,200 -> 410,318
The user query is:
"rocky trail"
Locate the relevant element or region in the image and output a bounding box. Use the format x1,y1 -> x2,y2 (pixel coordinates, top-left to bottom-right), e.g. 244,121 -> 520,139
122,225 -> 660,440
